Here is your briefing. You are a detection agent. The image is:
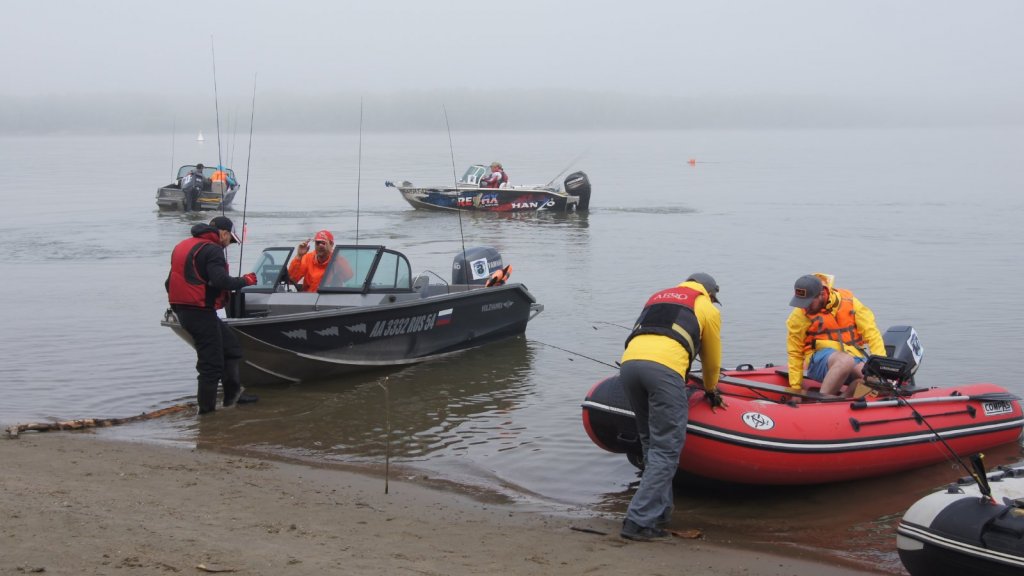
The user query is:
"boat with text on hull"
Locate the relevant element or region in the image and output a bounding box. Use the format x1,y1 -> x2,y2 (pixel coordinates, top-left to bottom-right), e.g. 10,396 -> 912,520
163,244 -> 542,385
581,326 -> 1024,485
386,165 -> 591,212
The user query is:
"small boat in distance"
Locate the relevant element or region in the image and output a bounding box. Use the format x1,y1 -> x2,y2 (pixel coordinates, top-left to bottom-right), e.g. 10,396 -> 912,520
155,164 -> 239,212
386,165 -> 592,212
162,245 -> 543,385
197,130 -> 205,142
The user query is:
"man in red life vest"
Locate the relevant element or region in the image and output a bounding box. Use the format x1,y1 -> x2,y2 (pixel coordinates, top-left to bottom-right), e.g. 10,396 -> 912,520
287,230 -> 354,292
480,161 -> 508,188
786,273 -> 886,397
619,273 -> 725,541
166,216 -> 258,414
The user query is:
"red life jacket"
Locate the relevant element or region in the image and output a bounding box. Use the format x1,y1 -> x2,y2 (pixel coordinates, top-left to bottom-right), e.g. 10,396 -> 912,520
625,285 -> 703,367
168,235 -> 227,309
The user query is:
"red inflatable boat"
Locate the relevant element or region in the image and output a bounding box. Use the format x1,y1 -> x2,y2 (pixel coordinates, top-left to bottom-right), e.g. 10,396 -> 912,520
582,359 -> 1023,485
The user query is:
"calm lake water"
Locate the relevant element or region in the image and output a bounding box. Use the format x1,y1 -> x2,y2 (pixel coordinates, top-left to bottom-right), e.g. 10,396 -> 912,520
2,127 -> 1022,573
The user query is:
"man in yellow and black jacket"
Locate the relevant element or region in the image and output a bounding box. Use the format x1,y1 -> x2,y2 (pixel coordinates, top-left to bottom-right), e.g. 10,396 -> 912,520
618,273 -> 724,542
786,273 -> 885,397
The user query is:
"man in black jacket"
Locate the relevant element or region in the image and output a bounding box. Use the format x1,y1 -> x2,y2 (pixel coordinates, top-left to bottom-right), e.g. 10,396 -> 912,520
166,216 -> 258,413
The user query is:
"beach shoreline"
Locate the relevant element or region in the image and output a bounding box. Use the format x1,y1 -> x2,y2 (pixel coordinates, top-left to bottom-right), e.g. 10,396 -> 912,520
1,432 -> 884,575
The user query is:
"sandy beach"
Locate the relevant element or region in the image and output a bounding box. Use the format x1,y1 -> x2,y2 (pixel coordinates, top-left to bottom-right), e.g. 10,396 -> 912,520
1,432 -> 881,576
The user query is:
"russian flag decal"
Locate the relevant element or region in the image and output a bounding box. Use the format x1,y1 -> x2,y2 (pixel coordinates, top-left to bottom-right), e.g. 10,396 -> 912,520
435,308 -> 453,326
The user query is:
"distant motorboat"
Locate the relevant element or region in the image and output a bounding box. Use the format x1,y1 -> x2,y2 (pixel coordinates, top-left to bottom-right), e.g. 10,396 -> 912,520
155,164 -> 239,212
387,165 -> 592,213
197,131 -> 205,142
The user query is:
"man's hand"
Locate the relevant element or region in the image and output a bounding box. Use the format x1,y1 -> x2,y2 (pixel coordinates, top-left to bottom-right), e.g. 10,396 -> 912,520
705,389 -> 728,413
297,238 -> 311,256
243,272 -> 257,286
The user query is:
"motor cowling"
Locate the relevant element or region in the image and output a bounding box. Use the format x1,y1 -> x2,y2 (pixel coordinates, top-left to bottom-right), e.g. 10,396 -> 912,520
882,325 -> 924,385
564,171 -> 591,211
452,246 -> 504,285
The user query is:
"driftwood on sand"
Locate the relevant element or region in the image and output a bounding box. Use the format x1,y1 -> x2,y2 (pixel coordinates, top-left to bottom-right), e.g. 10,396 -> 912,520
5,402 -> 195,439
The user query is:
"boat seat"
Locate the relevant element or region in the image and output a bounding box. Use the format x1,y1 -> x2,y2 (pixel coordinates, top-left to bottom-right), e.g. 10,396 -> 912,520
412,274 -> 431,297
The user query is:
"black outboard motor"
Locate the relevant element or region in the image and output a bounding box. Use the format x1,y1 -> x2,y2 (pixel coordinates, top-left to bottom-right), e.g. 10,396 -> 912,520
452,246 -> 504,285
882,325 -> 924,387
564,171 -> 591,211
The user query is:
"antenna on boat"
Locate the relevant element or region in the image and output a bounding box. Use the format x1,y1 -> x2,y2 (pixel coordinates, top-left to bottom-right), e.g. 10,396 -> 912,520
238,73 -> 257,272
356,97 -> 363,246
544,149 -> 589,188
170,115 -> 176,179
442,105 -> 468,266
210,35 -> 225,216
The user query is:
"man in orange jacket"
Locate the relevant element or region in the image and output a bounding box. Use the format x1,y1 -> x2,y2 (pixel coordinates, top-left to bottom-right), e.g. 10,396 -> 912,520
287,230 -> 353,292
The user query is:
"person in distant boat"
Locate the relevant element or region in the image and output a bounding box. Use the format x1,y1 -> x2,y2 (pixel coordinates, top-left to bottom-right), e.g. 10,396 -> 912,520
287,229 -> 354,292
618,273 -> 724,542
786,273 -> 886,397
179,163 -> 206,211
210,165 -> 237,189
480,162 -> 508,188
165,216 -> 259,414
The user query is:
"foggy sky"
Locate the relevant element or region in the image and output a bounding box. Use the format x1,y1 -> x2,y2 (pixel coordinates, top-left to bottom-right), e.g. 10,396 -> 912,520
3,0 -> 1022,132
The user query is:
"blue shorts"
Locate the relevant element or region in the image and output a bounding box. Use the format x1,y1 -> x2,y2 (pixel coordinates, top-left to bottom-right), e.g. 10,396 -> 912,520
806,349 -> 865,383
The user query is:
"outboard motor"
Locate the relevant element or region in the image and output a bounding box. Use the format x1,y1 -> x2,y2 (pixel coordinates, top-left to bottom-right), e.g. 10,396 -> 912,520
452,246 -> 504,285
881,325 -> 924,386
564,171 -> 591,211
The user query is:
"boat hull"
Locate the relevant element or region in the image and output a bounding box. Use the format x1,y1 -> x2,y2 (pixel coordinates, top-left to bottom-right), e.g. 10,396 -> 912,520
156,185 -> 237,212
897,466 -> 1024,576
398,186 -> 581,213
581,367 -> 1024,485
165,283 -> 540,385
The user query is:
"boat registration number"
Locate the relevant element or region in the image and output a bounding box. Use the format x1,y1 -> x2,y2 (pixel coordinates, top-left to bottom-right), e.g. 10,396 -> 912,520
369,313 -> 437,338
982,401 -> 1013,416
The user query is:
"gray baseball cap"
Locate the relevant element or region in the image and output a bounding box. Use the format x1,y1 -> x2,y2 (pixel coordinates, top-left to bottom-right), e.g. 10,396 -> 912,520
686,272 -> 720,304
789,274 -> 823,308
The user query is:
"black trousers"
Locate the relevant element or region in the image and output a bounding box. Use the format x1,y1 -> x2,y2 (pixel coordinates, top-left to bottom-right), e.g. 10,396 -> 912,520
172,306 -> 243,413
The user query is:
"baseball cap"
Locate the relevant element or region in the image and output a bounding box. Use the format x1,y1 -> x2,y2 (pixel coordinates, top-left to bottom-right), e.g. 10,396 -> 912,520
314,230 -> 334,244
789,274 -> 823,308
686,272 -> 720,304
209,216 -> 240,244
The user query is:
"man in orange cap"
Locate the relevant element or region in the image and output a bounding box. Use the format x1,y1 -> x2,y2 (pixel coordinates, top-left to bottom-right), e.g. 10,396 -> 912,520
287,230 -> 353,292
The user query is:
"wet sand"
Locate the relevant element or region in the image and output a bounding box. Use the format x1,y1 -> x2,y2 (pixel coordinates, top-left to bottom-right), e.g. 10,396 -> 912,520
1,433 -> 882,575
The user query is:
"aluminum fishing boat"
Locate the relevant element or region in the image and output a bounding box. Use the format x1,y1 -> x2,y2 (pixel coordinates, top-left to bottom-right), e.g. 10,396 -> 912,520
163,245 -> 542,385
156,164 -> 239,212
386,165 -> 591,212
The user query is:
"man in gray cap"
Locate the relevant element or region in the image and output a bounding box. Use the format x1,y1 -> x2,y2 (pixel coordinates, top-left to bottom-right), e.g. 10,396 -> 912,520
786,273 -> 886,397
618,273 -> 725,541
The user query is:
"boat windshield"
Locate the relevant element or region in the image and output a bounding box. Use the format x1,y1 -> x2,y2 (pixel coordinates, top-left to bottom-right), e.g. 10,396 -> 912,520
319,246 -> 412,292
459,165 -> 487,186
249,247 -> 294,289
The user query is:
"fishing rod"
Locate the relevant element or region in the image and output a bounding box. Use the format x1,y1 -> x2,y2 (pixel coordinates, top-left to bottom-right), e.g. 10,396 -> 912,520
209,36 -> 225,216
532,339 -> 619,369
862,357 -> 984,486
238,73 -> 257,271
544,149 -> 589,188
442,105 -> 468,272
356,98 -> 363,246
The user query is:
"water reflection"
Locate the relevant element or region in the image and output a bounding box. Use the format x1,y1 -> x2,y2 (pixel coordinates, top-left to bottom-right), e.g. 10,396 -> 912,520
194,337 -> 536,465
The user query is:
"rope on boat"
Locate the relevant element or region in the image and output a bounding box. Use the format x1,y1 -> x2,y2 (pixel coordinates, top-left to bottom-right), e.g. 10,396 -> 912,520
5,402 -> 195,439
